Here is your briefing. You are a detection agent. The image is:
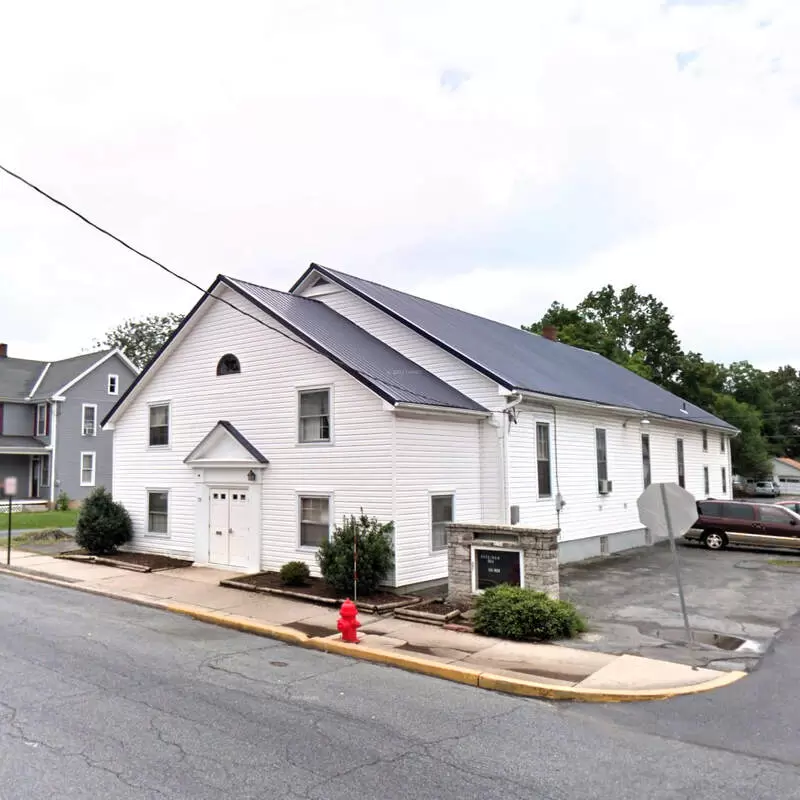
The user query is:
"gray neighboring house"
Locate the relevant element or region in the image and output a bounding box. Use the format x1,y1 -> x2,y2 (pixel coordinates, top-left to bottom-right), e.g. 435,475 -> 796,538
0,343 -> 137,507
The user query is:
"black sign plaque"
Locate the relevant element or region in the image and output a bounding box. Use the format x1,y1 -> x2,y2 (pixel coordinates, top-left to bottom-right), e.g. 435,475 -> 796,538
475,548 -> 521,590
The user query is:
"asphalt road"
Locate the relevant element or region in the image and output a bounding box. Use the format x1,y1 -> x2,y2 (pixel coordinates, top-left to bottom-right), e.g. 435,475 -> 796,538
2,576 -> 800,800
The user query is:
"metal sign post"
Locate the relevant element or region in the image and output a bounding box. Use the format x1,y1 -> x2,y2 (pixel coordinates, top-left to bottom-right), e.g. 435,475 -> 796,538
4,477 -> 17,566
637,482 -> 699,648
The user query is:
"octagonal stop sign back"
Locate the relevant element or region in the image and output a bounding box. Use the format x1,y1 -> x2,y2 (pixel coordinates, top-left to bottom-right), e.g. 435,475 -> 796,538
637,482 -> 698,541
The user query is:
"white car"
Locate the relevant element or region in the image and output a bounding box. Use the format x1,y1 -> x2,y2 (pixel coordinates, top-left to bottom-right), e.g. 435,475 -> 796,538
753,480 -> 777,498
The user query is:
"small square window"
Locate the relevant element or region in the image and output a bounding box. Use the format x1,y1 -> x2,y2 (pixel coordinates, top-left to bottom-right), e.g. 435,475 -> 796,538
108,374 -> 119,395
431,494 -> 454,551
299,390 -> 330,443
300,496 -> 330,547
149,404 -> 170,447
147,491 -> 169,535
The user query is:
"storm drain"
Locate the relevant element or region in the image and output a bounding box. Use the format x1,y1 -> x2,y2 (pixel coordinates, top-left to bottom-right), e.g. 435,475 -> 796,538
656,628 -> 762,652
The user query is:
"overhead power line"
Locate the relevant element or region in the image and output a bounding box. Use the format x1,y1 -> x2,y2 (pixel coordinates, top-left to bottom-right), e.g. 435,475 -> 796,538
0,163 -> 457,408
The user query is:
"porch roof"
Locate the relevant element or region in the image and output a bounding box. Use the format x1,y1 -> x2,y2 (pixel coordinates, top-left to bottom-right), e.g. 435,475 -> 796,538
0,436 -> 50,455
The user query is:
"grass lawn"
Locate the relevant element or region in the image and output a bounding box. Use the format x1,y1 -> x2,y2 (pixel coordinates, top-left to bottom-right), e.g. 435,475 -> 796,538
0,509 -> 79,531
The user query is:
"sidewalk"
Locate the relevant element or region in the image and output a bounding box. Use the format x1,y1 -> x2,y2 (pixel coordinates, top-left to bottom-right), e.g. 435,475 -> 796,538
0,551 -> 745,702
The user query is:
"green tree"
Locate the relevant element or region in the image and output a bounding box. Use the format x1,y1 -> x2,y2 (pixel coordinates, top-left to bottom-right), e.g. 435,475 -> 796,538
711,393 -> 771,478
94,313 -> 184,369
766,366 -> 800,458
674,352 -> 728,409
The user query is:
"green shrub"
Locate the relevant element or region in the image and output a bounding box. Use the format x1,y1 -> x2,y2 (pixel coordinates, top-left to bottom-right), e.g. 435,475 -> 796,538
317,512 -> 394,597
279,560 -> 311,586
75,488 -> 133,555
55,491 -> 70,512
473,584 -> 588,642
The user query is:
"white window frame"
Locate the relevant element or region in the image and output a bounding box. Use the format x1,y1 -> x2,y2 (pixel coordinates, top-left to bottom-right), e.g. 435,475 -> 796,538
40,454 -> 50,488
82,403 -> 98,436
79,452 -> 96,487
702,429 -> 708,452
146,489 -> 170,537
148,402 -> 171,448
595,427 -> 609,494
297,387 -> 333,445
108,374 -> 119,395
36,403 -> 47,436
703,465 -> 710,495
676,437 -> 686,489
430,492 -> 456,553
297,493 -> 333,549
535,421 -> 552,499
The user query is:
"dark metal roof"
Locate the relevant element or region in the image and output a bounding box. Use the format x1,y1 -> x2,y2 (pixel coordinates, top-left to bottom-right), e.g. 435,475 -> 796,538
32,350 -> 115,400
293,264 -> 736,431
225,277 -> 487,412
184,420 -> 269,464
0,357 -> 46,401
0,436 -> 48,452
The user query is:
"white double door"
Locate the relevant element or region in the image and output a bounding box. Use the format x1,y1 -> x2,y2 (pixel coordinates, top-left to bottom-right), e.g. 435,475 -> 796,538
208,488 -> 251,568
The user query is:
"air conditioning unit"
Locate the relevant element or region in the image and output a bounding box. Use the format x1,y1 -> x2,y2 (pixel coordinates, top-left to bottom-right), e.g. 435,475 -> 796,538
598,479 -> 613,495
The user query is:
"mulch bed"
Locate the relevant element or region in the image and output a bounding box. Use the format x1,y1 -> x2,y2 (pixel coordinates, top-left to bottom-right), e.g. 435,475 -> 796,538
394,598 -> 472,625
58,550 -> 193,573
220,571 -> 421,614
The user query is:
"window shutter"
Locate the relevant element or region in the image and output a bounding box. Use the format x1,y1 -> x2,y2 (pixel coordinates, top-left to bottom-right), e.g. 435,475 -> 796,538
33,408 -> 37,435
46,404 -> 51,436
0,403 -> 3,435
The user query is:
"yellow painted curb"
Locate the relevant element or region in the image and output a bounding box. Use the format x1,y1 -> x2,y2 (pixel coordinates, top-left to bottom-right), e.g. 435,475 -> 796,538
163,603 -> 311,646
307,637 -> 482,686
0,566 -> 749,702
478,668 -> 747,702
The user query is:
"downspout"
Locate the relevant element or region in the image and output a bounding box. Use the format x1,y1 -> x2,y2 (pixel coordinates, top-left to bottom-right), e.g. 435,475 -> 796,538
49,399 -> 60,507
498,393 -> 523,523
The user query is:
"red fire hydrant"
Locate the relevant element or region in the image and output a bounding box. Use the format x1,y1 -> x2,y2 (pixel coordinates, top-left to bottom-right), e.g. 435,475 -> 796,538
337,598 -> 361,643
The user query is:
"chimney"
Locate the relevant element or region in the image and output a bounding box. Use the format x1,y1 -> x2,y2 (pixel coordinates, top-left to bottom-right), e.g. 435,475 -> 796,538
541,325 -> 557,342
0,343 -> 7,358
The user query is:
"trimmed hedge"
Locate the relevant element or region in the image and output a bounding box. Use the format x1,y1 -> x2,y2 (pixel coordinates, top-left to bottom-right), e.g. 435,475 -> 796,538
473,584 -> 587,642
279,560 -> 311,586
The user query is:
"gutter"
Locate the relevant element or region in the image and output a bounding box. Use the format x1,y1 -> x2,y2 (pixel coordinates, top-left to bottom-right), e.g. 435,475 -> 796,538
392,403 -> 491,419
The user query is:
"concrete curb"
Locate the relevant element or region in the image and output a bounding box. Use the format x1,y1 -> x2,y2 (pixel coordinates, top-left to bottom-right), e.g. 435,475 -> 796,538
0,565 -> 747,702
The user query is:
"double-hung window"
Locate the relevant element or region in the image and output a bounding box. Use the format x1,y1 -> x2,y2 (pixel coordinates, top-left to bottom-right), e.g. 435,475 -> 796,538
536,423 -> 552,497
641,433 -> 651,488
299,390 -> 330,443
82,404 -> 97,436
36,404 -> 47,436
80,452 -> 96,487
300,496 -> 330,547
596,428 -> 608,492
147,491 -> 169,536
677,439 -> 686,488
431,494 -> 454,551
149,404 -> 170,447
703,466 -> 710,495
108,374 -> 119,395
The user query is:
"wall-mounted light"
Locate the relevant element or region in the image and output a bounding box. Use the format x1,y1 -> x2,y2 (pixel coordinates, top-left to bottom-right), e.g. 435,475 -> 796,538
247,470 -> 256,482
640,418 -> 650,426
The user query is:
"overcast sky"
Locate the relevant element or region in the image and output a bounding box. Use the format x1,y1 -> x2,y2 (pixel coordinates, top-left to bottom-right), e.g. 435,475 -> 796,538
1,0 -> 797,370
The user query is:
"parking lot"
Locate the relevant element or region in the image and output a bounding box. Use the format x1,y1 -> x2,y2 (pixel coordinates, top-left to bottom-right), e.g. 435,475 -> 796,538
559,539 -> 800,671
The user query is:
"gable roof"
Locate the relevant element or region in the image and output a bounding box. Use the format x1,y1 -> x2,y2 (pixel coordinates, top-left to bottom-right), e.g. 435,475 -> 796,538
775,457 -> 800,473
103,276 -> 487,427
184,420 -> 269,465
291,264 -> 736,432
0,357 -> 47,401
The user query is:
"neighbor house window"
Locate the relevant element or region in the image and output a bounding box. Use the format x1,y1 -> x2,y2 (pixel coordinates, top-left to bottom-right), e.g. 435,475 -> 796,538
720,434 -> 725,453
36,403 -> 47,436
677,439 -> 685,488
216,354 -> 241,376
147,491 -> 169,535
40,454 -> 50,488
721,467 -> 727,494
149,404 -> 170,447
299,496 -> 330,547
299,390 -> 330,443
108,374 -> 119,395
641,433 -> 651,488
536,422 -> 552,497
702,430 -> 708,452
80,452 -> 96,487
82,404 -> 97,436
431,494 -> 454,551
703,466 -> 710,495
595,428 -> 608,492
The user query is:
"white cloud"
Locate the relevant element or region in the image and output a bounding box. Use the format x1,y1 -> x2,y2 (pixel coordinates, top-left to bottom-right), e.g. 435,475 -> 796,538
0,0 -> 797,370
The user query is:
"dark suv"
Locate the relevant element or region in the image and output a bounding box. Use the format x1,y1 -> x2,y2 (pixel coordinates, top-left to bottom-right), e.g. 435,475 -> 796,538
684,499 -> 800,551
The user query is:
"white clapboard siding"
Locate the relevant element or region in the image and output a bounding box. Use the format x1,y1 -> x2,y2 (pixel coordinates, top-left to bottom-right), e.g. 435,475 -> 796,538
392,413 -> 483,586
508,404 -> 733,542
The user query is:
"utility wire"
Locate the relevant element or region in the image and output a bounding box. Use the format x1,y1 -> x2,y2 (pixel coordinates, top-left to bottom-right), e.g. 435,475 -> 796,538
0,163 -> 461,409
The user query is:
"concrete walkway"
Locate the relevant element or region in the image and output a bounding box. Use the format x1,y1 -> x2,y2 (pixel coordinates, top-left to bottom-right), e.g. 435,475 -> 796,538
0,551 -> 745,702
